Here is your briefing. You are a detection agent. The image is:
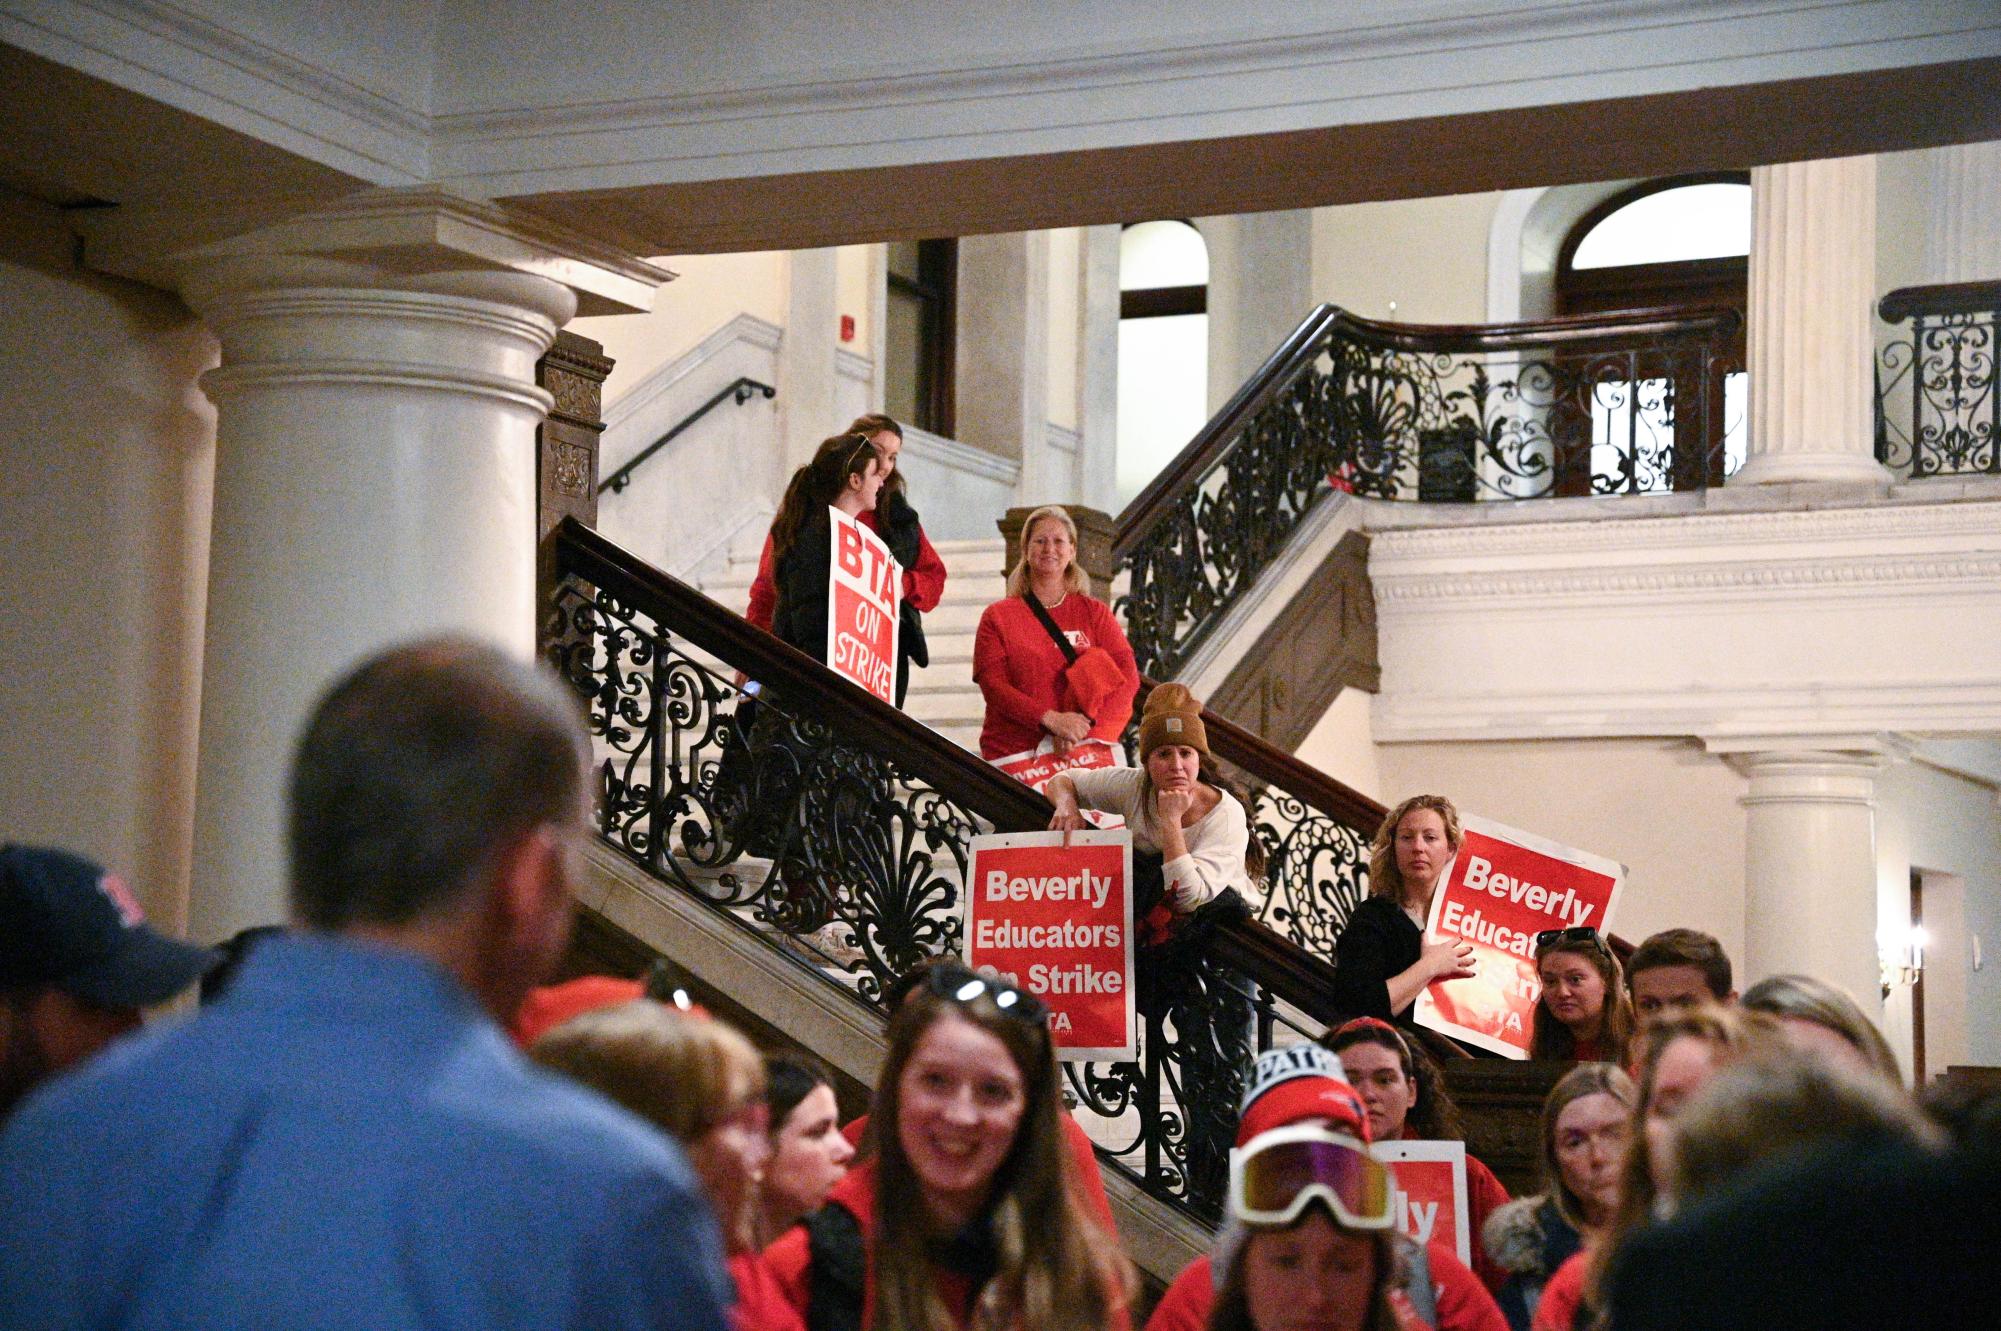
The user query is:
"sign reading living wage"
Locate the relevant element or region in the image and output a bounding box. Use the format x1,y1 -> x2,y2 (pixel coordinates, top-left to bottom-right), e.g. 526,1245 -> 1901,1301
990,741 -> 1126,828
964,830 -> 1135,1061
1414,814 -> 1625,1060
1371,1140 -> 1472,1266
825,505 -> 901,705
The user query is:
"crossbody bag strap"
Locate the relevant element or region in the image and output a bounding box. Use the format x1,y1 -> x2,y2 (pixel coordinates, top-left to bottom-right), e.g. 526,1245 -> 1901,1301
1022,592 -> 1079,665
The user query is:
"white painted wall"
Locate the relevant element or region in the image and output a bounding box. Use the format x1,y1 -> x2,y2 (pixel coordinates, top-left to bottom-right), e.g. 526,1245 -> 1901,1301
0,251 -> 217,941
1876,759 -> 2001,1069
1312,191 -> 1501,323
571,251 -> 788,406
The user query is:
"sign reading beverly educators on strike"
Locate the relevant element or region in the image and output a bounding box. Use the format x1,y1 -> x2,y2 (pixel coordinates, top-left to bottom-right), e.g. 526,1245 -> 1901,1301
990,741 -> 1126,828
825,505 -> 901,705
1372,1140 -> 1471,1266
964,830 -> 1135,1061
1415,814 -> 1626,1059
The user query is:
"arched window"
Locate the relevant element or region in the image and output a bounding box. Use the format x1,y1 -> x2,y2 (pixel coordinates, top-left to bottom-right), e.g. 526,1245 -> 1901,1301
1555,174 -> 1749,490
1116,220 -> 1208,504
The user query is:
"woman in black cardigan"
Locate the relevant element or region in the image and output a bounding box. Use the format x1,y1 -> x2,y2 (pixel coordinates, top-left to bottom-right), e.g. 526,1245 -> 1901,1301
1332,793 -> 1477,1022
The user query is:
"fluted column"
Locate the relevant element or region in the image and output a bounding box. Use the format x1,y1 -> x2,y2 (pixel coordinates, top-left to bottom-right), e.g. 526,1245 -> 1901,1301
1923,141 -> 2001,283
175,190 -> 667,941
1709,736 -> 1897,1014
1732,156 -> 1891,488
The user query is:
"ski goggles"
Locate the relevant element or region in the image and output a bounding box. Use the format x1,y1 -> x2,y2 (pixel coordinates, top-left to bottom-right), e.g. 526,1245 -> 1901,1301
1227,1125 -> 1397,1229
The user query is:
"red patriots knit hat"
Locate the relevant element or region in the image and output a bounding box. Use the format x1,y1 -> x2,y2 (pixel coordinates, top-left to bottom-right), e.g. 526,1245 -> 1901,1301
1236,1042 -> 1371,1146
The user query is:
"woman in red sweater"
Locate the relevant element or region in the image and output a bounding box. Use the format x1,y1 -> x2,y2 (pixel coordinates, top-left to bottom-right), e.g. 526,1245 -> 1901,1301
972,504 -> 1139,761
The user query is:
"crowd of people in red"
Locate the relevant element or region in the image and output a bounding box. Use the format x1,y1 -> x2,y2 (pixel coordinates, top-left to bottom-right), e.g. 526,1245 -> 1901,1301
2,419 -> 1995,1331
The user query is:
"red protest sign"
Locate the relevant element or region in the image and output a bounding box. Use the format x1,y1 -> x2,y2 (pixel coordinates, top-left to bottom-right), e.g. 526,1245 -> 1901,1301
964,831 -> 1135,1061
1371,1141 -> 1471,1266
826,506 -> 900,704
1415,814 -> 1626,1059
990,742 -> 1126,829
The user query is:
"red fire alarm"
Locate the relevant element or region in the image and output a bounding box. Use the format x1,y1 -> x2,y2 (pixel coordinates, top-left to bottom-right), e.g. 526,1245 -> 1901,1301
839,314 -> 856,343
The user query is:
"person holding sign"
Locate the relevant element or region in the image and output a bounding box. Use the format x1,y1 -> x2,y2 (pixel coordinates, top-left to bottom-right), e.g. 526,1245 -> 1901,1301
1046,682 -> 1261,1208
1145,1045 -> 1509,1331
762,968 -> 1132,1329
1334,796 -> 1477,1024
744,414 -> 945,706
1526,930 -> 1633,1065
973,505 -> 1139,761
1328,1018 -> 1513,1294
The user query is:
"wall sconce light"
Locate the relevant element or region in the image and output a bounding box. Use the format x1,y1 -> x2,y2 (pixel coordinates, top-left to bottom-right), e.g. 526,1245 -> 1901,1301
1879,923 -> 1928,995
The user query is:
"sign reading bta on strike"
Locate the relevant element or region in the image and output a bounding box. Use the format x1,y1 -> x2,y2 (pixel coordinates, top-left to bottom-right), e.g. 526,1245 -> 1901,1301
825,506 -> 900,705
1371,1141 -> 1471,1266
1415,814 -> 1625,1059
964,831 -> 1135,1061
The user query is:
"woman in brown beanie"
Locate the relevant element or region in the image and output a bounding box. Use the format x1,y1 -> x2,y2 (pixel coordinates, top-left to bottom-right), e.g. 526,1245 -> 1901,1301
1045,682 -> 1256,916
1045,681 -> 1263,1214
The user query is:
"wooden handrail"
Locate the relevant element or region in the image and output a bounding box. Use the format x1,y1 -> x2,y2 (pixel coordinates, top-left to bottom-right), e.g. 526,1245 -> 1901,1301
552,518 -> 1353,1023
1879,279 -> 2001,322
1110,301 -> 1744,560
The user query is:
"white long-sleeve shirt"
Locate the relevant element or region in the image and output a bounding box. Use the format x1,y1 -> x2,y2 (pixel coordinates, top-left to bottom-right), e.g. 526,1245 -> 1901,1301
1067,766 -> 1254,912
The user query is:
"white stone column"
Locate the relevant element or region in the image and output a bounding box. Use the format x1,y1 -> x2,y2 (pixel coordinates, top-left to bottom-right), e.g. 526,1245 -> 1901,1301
1732,156 -> 1892,488
1076,224 -> 1122,513
954,231 -> 1052,502
1923,141 -> 2001,283
778,247 -> 840,483
173,190 -> 666,941
1709,736 -> 1898,1014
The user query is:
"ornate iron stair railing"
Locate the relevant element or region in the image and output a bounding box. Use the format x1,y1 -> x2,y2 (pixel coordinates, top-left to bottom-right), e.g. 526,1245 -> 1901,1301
543,517 -> 1383,1223
1112,303 -> 1743,678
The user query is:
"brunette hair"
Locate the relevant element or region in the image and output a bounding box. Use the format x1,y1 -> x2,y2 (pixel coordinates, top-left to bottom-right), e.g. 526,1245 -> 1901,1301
844,413 -> 907,499
1366,795 -> 1461,902
1004,505 -> 1089,599
1133,753 -> 1268,887
770,432 -> 883,565
1208,1208 -> 1404,1331
1529,934 -> 1635,1065
1539,1062 -> 1635,1232
869,983 -> 1128,1330
1740,973 -> 1902,1084
1625,928 -> 1734,1000
1324,1017 -> 1466,1142
765,1050 -> 837,1137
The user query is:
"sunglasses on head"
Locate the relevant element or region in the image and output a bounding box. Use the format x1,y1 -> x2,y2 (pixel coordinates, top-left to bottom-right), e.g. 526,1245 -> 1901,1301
1228,1124 -> 1397,1230
1535,926 -> 1607,953
923,965 -> 1050,1027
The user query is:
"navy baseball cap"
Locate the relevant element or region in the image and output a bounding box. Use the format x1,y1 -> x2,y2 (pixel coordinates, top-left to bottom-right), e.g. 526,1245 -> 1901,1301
0,844 -> 220,1007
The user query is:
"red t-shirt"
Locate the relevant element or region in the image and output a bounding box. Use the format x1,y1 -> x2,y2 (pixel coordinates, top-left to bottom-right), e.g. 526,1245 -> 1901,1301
971,594 -> 1140,759
729,1250 -> 807,1331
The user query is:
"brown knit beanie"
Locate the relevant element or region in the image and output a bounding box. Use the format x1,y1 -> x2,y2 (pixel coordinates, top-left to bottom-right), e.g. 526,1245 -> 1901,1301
1138,683 -> 1209,762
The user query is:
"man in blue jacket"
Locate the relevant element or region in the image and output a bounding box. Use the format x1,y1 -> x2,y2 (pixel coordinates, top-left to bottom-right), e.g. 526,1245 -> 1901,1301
0,638 -> 732,1331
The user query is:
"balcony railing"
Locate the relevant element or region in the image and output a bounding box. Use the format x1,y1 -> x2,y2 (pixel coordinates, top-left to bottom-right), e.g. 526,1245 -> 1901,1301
1113,303 -> 1743,678
1876,280 -> 2000,480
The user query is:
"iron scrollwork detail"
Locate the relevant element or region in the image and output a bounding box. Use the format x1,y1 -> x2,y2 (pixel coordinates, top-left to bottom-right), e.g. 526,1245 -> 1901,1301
1877,296 -> 1997,479
546,578 -> 976,1003
1119,315 -> 1738,678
